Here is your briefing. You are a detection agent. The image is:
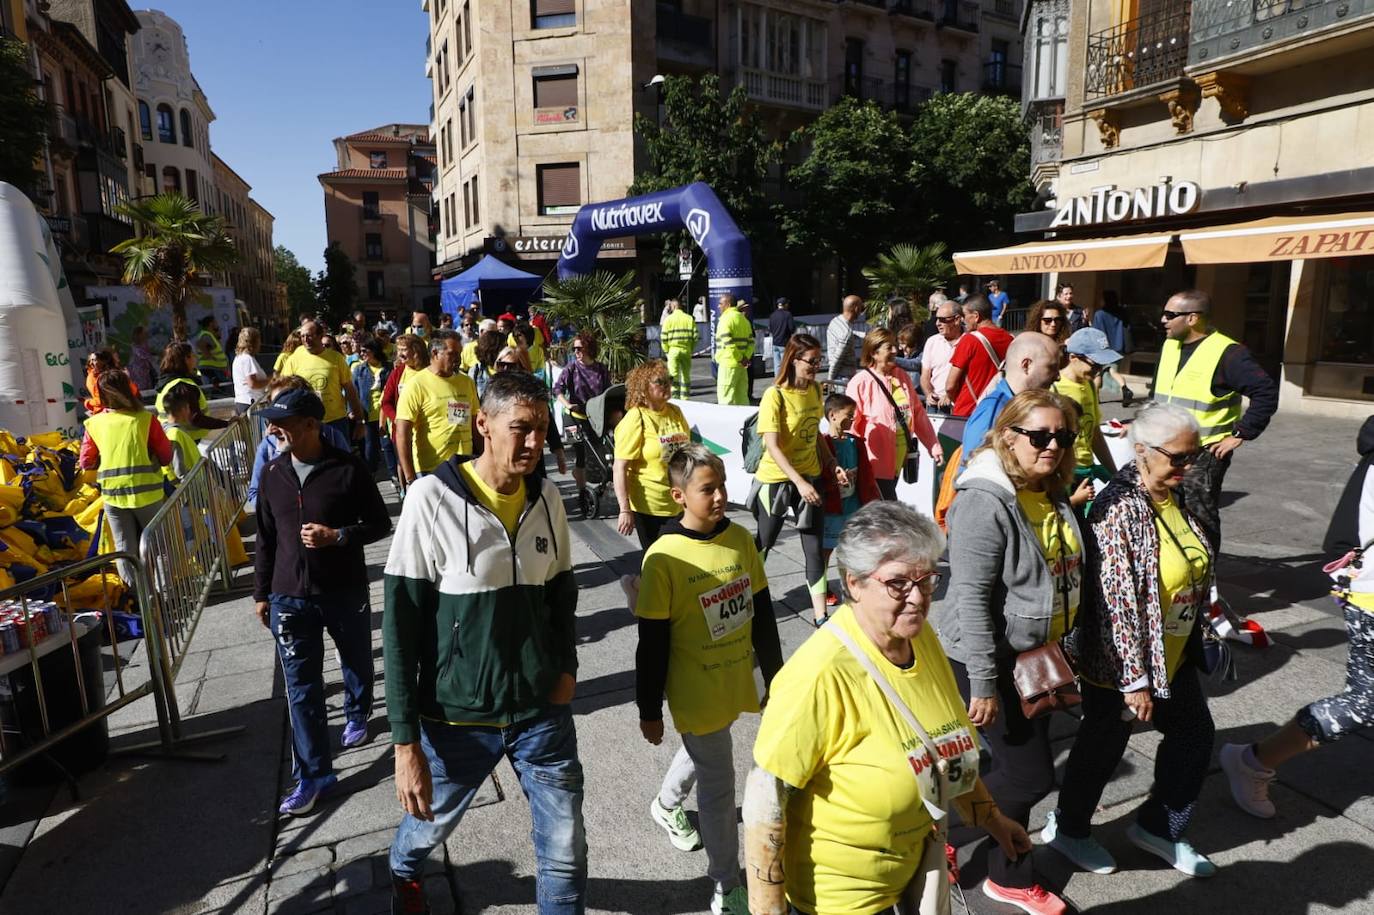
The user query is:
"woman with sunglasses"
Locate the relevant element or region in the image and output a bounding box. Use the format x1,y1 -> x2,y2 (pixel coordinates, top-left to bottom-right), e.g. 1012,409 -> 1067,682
752,333 -> 836,626
615,360 -> 690,550
1027,299 -> 1071,345
553,332 -> 611,501
745,501 -> 1030,915
1045,403 -> 1219,880
847,328 -> 941,501
940,389 -> 1084,914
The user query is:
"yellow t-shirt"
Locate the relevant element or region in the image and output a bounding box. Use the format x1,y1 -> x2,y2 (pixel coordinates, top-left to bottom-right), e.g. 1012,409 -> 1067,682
891,376 -> 911,476
613,404 -> 690,516
460,459 -> 525,537
396,369 -> 479,472
634,520 -> 767,735
459,339 -> 479,373
1154,495 -> 1210,679
509,332 -> 546,373
755,384 -> 822,484
367,364 -> 384,422
1016,489 -> 1082,644
753,605 -> 980,915
280,348 -> 352,422
1053,376 -> 1101,469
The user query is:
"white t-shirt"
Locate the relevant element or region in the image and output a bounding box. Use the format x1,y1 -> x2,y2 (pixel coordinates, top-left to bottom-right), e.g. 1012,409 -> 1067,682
921,332 -> 960,396
232,352 -> 267,404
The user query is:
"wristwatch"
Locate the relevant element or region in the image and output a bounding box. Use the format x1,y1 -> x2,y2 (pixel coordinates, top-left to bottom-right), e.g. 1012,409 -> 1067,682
336,527 -> 350,546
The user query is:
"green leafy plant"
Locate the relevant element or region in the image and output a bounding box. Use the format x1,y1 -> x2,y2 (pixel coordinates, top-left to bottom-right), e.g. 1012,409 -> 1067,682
112,193 -> 239,341
538,271 -> 645,381
313,241 -> 357,325
862,242 -> 955,326
275,245 -> 318,323
0,37 -> 50,197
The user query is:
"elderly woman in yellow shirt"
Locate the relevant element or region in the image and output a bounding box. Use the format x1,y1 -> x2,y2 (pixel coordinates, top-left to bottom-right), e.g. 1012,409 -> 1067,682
744,501 -> 1030,915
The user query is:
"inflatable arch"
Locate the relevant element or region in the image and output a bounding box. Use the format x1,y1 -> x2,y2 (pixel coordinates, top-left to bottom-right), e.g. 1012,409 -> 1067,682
556,182 -> 753,307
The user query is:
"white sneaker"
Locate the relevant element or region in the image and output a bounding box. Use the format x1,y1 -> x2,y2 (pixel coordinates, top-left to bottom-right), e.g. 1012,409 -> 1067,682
648,798 -> 701,851
620,573 -> 641,608
710,886 -> 749,915
1219,742 -> 1276,818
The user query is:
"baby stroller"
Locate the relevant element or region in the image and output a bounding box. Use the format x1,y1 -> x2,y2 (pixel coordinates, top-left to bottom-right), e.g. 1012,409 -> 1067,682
573,383 -> 625,519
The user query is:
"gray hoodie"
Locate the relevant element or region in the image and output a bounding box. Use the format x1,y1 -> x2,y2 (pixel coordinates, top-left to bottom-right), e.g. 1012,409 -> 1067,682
935,448 -> 1084,699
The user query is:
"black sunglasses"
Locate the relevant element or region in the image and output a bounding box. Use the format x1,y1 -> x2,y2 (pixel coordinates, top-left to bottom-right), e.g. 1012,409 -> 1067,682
1152,445 -> 1202,468
1161,309 -> 1199,321
496,361 -> 519,372
1010,426 -> 1076,450
1040,316 -> 1067,325
936,316 -> 960,324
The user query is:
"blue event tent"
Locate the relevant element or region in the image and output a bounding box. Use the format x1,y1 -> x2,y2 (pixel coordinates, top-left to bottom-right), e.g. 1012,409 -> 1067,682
439,255 -> 543,319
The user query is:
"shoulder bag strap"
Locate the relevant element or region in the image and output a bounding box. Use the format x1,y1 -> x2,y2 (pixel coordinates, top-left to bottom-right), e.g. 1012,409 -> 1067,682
865,368 -> 913,444
963,330 -> 1005,405
826,625 -> 946,820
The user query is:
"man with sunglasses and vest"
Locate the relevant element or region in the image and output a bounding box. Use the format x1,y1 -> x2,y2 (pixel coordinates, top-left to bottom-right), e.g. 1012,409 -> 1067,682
1153,289 -> 1278,552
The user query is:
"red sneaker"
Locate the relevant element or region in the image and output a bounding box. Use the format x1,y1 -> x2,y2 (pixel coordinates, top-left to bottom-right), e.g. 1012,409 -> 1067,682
945,843 -> 960,884
391,875 -> 431,914
825,591 -> 840,607
981,879 -> 1067,915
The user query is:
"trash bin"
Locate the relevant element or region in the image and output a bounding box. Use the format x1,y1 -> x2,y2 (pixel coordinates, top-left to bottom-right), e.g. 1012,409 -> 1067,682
0,618 -> 108,784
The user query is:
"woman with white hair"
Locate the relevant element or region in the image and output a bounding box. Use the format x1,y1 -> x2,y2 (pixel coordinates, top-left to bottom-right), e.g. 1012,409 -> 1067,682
1044,403 -> 1219,879
744,501 -> 1030,915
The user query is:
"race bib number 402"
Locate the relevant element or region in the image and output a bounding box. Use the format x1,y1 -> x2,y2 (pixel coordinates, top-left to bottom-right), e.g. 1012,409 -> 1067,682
699,574 -> 754,641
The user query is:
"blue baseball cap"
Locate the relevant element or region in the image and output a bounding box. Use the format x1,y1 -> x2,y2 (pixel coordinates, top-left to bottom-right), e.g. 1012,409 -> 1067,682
1065,327 -> 1123,365
259,388 -> 325,422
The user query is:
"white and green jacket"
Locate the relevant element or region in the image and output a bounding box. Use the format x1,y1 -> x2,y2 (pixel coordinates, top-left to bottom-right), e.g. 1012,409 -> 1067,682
383,456 -> 578,742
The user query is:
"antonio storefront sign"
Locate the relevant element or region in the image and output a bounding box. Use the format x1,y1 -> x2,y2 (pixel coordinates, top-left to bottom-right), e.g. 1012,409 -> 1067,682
486,235 -> 635,258
953,234 -> 1172,275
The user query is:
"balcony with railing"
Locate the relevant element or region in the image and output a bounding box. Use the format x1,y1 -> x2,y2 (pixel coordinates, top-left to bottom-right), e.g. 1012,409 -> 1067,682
1190,0 -> 1374,68
1030,101 -> 1064,163
982,60 -> 1023,92
937,0 -> 980,32
741,67 -> 828,111
657,3 -> 715,67
1084,5 -> 1192,103
840,75 -> 933,111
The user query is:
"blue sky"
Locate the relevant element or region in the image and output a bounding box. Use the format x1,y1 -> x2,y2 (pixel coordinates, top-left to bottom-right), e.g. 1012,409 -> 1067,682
148,0 -> 431,274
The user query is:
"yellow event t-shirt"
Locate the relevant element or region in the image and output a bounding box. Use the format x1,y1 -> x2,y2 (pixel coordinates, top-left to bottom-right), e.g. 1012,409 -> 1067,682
367,364 -> 384,421
614,404 -> 690,516
509,332 -> 546,373
1154,495 -> 1210,679
1053,376 -> 1101,469
634,521 -> 767,735
460,339 -> 479,373
281,348 -> 351,422
891,376 -> 911,476
753,605 -> 980,915
1016,489 -> 1082,644
460,460 -> 525,537
396,369 -> 479,472
755,384 -> 822,484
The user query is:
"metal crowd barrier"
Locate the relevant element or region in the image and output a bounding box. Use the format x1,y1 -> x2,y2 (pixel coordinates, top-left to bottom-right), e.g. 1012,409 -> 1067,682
0,552 -> 161,779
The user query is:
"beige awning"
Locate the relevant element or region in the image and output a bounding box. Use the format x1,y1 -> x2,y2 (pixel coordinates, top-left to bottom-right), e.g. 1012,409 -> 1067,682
953,234 -> 1173,275
1181,212 -> 1374,264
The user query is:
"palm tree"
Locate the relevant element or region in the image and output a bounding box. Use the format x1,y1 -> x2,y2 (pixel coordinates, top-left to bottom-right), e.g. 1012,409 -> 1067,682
112,194 -> 239,342
538,270 -> 645,381
861,242 -> 955,328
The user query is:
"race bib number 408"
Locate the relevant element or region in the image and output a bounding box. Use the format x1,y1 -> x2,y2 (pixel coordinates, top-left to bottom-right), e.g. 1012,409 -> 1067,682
699,574 -> 754,641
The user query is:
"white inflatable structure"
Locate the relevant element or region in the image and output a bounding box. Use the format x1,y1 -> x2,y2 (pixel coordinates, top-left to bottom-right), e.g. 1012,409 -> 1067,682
0,183 -> 82,439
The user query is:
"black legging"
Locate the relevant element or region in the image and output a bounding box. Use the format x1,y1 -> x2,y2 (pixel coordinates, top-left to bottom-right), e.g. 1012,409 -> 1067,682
632,512 -> 672,552
876,477 -> 899,501
754,479 -> 825,601
951,657 -> 1057,890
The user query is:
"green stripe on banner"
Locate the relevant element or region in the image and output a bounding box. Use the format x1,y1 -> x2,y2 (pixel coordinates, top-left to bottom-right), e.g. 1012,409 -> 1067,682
697,435 -> 731,457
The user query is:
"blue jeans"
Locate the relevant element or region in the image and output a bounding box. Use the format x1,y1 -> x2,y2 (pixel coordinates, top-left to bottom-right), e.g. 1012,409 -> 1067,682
269,589 -> 374,782
362,420 -> 382,473
390,708 -> 587,913
327,417 -> 355,447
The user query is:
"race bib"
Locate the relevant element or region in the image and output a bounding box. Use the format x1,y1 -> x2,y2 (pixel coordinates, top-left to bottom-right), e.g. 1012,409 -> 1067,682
698,574 -> 754,641
1049,551 -> 1083,615
657,431 -> 690,462
905,725 -> 979,806
1164,587 -> 1205,636
447,399 -> 471,428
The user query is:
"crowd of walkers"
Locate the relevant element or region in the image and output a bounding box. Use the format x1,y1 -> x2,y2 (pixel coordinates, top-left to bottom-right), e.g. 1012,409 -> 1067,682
78,287 -> 1374,915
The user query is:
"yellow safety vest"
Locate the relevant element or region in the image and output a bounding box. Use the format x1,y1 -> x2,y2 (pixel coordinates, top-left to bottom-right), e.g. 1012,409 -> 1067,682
84,409 -> 164,509
156,377 -> 211,441
714,307 -> 755,365
197,329 -> 228,370
162,421 -> 200,481
1155,332 -> 1243,445
661,309 -> 698,354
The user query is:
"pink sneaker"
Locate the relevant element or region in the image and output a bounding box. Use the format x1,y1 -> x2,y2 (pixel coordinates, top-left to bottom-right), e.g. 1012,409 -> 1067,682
982,879 -> 1067,915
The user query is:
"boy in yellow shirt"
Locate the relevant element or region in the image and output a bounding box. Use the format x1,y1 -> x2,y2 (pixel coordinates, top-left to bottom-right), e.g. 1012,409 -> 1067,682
635,444 -> 783,915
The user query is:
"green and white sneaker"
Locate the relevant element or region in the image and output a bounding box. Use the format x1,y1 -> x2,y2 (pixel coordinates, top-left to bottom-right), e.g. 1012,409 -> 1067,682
649,798 -> 701,851
710,885 -> 750,915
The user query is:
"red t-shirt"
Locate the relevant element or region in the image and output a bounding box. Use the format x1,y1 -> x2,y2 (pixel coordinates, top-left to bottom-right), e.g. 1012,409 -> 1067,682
949,326 -> 1014,416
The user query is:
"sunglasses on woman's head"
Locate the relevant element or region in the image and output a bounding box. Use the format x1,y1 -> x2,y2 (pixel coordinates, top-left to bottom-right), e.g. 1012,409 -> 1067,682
1010,426 -> 1076,450
1152,445 -> 1202,468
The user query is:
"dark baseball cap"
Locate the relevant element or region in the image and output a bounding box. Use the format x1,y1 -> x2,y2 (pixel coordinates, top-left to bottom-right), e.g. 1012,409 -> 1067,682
259,388 -> 325,422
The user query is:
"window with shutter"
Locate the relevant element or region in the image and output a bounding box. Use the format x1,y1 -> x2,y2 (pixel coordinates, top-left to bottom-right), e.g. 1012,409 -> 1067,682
534,72 -> 579,123
532,0 -> 576,29
537,163 -> 581,215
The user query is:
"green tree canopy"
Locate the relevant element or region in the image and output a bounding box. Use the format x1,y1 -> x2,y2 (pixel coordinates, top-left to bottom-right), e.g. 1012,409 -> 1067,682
0,37 -> 52,198
313,241 -> 357,326
112,193 -> 239,341
274,245 -> 316,324
908,93 -> 1036,254
782,98 -> 919,280
629,74 -> 788,276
